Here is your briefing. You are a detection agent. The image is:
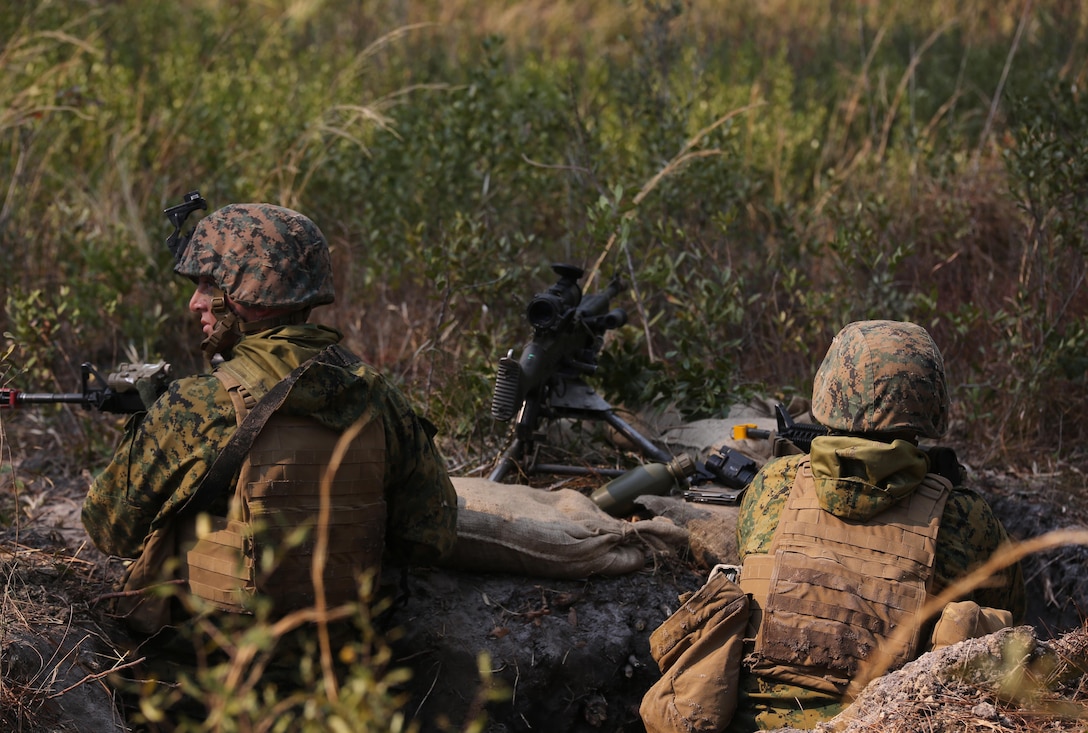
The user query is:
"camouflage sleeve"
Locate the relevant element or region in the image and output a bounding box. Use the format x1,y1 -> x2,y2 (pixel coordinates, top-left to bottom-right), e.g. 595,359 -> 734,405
736,454 -> 804,559
932,487 -> 1027,623
81,376 -> 236,558
374,380 -> 458,565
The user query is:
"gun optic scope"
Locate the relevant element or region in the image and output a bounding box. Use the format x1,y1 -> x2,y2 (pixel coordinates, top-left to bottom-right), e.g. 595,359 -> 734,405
526,263 -> 584,331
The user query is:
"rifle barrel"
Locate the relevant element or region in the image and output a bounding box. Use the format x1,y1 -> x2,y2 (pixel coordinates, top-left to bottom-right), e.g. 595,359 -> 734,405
1,389 -> 89,407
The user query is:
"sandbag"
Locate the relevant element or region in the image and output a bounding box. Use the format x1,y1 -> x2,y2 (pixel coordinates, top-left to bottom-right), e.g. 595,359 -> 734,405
659,396 -> 814,464
441,477 -> 688,578
635,494 -> 741,568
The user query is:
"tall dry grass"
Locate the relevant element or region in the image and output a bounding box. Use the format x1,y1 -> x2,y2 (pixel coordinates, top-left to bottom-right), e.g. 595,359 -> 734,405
2,0 -> 1088,467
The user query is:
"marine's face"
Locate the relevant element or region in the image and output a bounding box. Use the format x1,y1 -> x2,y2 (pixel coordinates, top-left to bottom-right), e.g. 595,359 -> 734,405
188,276 -> 298,340
188,277 -> 220,338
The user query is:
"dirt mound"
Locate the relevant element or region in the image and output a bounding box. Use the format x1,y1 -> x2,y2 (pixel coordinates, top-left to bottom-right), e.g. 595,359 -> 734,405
0,504 -> 131,733
977,466 -> 1088,635
391,562 -> 703,732
790,625 -> 1088,733
2,442 -> 1087,731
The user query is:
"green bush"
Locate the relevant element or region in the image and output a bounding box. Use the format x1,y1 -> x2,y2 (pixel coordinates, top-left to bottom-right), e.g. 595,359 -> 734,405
4,0 -> 1088,462
6,0 -> 1088,728
125,576 -> 503,733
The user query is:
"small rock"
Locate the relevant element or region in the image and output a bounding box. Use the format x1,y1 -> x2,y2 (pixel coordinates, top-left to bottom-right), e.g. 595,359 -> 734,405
971,701 -> 999,720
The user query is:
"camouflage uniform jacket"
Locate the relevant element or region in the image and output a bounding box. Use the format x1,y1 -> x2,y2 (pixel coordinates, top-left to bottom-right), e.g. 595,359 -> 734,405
82,324 -> 457,566
728,435 -> 1026,732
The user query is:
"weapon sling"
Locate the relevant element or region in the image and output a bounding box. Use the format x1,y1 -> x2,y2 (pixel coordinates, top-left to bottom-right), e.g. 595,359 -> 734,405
180,344 -> 358,517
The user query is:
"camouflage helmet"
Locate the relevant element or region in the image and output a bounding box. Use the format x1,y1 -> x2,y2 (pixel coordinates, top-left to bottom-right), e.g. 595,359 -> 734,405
174,203 -> 335,310
811,320 -> 949,439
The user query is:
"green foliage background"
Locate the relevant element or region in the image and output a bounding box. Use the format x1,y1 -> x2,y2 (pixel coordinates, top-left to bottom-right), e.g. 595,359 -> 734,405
3,0 -> 1088,467
4,1 -> 1088,729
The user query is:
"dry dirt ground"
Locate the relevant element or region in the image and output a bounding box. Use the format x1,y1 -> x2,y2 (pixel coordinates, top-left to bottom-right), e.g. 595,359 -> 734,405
2,415 -> 1088,732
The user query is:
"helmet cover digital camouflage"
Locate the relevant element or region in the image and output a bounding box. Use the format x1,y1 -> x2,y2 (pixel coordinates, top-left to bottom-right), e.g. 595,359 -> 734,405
811,320 -> 949,439
174,203 -> 335,310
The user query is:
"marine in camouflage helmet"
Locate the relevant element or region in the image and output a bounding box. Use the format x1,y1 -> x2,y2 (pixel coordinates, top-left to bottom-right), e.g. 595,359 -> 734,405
724,319 -> 1025,732
174,203 -> 336,357
811,320 -> 949,440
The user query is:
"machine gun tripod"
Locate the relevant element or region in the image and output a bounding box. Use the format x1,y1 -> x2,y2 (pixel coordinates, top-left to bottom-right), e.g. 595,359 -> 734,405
488,371 -> 674,482
487,263 -> 673,482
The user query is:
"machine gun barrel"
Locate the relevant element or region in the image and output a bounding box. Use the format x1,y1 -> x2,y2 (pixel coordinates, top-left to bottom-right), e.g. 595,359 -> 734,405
1,386 -> 146,413
4,390 -> 92,406
2,387 -> 82,404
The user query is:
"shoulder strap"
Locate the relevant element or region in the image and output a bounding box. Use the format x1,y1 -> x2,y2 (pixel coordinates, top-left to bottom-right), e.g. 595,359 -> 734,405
180,345 -> 360,517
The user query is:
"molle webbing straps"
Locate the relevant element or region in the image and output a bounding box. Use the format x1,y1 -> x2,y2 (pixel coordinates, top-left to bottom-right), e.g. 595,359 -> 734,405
739,460 -> 952,695
179,344 -> 387,614
183,517 -> 253,610
237,414 -> 386,611
179,344 -> 360,519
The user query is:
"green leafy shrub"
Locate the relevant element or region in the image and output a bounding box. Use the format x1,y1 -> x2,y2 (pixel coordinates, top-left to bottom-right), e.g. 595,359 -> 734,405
4,0 -> 1088,463
126,575 -> 502,733
6,0 -> 1088,728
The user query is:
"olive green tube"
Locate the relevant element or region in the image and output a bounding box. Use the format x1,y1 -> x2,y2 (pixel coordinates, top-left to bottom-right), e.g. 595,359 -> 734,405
591,454 -> 696,516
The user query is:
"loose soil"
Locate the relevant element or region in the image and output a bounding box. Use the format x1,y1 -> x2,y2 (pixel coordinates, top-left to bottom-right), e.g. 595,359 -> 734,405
2,417 -> 1087,732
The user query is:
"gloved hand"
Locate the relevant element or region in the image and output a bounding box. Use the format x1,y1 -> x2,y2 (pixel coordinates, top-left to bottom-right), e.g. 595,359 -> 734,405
135,376 -> 166,409
929,600 -> 1014,651
108,361 -> 173,409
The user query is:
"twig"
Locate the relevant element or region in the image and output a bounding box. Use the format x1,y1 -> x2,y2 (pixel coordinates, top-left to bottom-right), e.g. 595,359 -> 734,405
874,19 -> 957,161
581,103 -> 763,363
46,655 -> 146,699
519,153 -> 591,175
974,0 -> 1033,169
312,417 -> 371,704
411,660 -> 442,721
92,579 -> 185,605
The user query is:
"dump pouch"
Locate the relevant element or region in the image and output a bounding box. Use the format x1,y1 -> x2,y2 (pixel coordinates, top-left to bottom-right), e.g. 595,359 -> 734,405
114,523 -> 182,634
641,567 -> 750,733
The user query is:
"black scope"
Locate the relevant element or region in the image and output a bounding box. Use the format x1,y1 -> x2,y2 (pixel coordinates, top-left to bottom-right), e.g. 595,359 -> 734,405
525,263 -> 584,332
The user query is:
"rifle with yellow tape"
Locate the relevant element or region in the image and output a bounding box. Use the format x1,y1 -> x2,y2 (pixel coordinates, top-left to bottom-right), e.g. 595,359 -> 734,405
684,402 -> 962,504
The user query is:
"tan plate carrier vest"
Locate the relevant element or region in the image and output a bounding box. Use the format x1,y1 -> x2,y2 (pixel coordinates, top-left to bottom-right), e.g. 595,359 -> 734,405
738,459 -> 952,695
180,369 -> 388,614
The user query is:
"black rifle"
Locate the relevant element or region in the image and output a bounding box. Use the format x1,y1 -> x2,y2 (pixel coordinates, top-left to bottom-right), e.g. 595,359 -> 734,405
489,263 -> 675,481
732,403 -> 827,452
1,362 -> 171,414
683,404 -> 819,504
1,191 -> 205,415
684,403 -> 962,504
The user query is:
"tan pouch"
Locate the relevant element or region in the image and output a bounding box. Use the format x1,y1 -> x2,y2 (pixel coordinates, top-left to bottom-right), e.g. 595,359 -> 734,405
113,524 -> 182,635
929,600 -> 1014,651
640,567 -> 749,733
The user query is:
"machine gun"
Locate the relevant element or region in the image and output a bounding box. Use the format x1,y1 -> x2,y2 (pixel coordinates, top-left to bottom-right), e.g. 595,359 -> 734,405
488,263 -> 676,482
1,361 -> 173,414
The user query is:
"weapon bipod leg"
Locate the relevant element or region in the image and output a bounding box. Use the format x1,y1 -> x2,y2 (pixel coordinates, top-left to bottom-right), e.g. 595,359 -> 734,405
488,393 -> 672,483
